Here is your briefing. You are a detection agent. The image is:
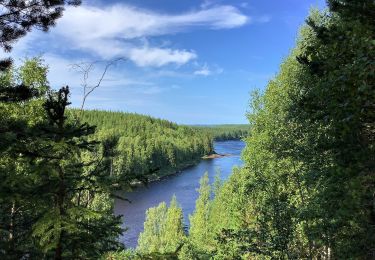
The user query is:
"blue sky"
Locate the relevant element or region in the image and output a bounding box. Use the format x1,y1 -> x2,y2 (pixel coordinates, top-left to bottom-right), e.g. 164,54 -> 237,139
4,0 -> 325,124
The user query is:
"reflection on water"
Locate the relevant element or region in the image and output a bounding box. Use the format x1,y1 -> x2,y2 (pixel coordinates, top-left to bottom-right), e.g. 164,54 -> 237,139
114,140 -> 245,248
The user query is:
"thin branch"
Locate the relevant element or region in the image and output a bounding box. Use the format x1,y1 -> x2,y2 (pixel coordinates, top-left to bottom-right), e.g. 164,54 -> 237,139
70,57 -> 126,117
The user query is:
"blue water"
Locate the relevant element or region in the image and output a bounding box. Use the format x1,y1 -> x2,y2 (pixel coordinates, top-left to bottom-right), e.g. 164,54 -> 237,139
114,140 -> 245,248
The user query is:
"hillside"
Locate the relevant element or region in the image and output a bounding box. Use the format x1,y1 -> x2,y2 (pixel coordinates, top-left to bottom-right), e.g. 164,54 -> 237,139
74,110 -> 214,181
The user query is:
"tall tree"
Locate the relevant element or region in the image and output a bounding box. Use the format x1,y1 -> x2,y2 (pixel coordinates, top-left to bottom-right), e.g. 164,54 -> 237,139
0,58 -> 52,258
29,86 -> 123,259
290,0 -> 375,257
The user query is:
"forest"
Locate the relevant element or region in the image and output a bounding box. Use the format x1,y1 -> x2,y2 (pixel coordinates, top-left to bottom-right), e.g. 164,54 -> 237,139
191,125 -> 248,141
0,0 -> 374,259
73,109 -> 214,181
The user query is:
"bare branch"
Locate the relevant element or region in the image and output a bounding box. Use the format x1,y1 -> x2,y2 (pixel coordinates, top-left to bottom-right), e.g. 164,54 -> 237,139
70,58 -> 126,117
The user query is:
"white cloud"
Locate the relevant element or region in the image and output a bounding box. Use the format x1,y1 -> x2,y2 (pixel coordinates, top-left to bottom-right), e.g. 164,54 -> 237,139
28,3 -> 248,67
57,4 -> 248,40
194,63 -> 223,76
194,65 -> 211,76
129,46 -> 197,67
2,3 -> 251,68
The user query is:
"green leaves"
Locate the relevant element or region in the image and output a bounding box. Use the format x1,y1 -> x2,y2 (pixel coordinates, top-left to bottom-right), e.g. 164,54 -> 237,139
137,196 -> 185,255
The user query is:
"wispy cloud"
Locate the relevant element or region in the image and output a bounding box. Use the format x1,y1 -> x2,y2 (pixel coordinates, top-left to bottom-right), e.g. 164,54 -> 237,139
10,3 -> 249,68
128,46 -> 197,67
194,63 -> 223,76
58,4 -> 248,39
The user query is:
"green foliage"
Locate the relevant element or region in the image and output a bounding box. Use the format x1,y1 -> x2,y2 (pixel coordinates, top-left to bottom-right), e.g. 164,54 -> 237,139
0,58 -> 53,258
192,124 -> 249,141
208,1 -> 375,259
137,196 -> 185,255
0,60 -> 124,259
18,57 -> 49,94
74,109 -> 214,182
188,172 -> 213,252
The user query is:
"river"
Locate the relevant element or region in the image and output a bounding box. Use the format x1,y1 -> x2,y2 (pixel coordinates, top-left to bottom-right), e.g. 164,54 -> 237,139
114,140 -> 246,248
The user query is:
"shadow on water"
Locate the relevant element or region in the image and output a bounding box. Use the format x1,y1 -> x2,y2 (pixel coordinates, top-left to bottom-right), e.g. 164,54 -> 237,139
114,140 -> 246,248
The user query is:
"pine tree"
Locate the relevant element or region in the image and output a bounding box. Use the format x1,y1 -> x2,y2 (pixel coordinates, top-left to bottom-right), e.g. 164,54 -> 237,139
0,0 -> 81,101
1,60 -> 124,258
0,0 -> 81,52
29,86 -> 123,259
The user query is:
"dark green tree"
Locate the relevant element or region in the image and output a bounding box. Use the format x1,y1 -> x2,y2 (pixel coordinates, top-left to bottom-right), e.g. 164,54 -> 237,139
289,0 -> 375,257
30,86 -> 123,259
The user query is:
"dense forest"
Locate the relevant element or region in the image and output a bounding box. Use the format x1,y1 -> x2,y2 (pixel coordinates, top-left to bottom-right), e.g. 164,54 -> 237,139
191,125 -> 248,141
108,1 -> 375,259
0,0 -> 374,259
73,109 -> 214,181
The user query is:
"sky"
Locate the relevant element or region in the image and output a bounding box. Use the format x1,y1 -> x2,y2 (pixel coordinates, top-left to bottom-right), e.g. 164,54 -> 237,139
3,0 -> 326,124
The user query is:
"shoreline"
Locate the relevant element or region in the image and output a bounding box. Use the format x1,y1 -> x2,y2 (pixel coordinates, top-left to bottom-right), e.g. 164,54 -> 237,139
202,153 -> 232,159
129,158 -> 201,187
127,139 -> 243,187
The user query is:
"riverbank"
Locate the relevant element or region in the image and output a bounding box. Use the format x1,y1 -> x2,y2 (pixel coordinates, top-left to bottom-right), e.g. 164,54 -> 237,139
202,153 -> 232,159
143,152 -> 233,182
114,140 -> 246,248
129,158 -> 202,187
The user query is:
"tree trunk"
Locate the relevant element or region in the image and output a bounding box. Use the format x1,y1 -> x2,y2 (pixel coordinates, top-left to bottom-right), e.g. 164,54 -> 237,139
55,167 -> 65,260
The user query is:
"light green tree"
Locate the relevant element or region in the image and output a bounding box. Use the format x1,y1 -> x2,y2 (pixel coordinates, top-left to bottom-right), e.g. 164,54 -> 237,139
137,202 -> 167,254
164,196 -> 185,252
188,172 -> 213,253
137,196 -> 185,255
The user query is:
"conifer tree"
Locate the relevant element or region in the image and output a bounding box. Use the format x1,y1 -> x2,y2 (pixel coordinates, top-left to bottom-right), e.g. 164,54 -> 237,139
0,0 -> 81,53
0,0 -> 81,101
29,86 -> 123,259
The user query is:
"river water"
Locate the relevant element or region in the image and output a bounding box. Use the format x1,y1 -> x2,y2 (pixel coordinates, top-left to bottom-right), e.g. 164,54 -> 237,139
114,140 -> 246,248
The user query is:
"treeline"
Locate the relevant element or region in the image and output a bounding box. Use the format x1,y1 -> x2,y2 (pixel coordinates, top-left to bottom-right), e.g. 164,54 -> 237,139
192,124 -> 249,141
108,1 -> 375,259
72,109 -> 213,181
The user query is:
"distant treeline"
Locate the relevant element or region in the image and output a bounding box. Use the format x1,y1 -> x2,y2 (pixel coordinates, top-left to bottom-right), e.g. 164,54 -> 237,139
192,124 -> 249,140
73,110 -> 214,181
